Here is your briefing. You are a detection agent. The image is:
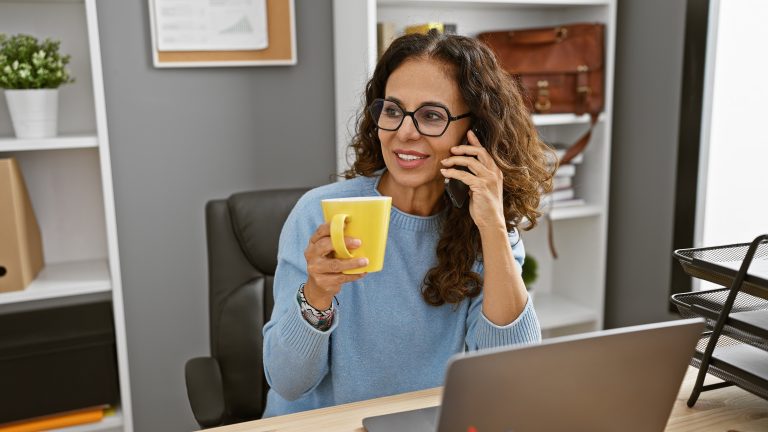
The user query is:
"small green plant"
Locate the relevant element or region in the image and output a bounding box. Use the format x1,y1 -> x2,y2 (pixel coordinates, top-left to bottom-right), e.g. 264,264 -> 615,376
521,254 -> 539,290
0,34 -> 74,89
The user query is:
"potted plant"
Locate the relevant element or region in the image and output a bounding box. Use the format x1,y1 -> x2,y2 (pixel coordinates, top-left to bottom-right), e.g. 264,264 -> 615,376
0,33 -> 74,138
521,254 -> 539,300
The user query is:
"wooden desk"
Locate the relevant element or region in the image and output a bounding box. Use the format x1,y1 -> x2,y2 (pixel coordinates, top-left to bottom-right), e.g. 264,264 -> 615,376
209,367 -> 768,432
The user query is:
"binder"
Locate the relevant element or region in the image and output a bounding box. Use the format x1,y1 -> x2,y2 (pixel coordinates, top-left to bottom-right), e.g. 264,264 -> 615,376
0,158 -> 44,292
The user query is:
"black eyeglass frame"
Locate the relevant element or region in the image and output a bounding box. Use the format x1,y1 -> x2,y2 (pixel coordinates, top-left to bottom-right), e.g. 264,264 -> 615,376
369,98 -> 472,137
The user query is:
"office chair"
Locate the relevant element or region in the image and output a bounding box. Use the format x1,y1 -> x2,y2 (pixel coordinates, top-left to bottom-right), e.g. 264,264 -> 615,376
185,188 -> 308,428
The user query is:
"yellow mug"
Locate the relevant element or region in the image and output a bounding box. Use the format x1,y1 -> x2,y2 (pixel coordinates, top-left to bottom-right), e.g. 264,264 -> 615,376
320,196 -> 392,274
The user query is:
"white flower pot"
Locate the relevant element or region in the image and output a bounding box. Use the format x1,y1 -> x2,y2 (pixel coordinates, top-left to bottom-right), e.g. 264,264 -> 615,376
4,89 -> 59,139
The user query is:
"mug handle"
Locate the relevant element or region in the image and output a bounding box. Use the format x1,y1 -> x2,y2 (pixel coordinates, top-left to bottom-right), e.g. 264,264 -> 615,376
330,213 -> 354,259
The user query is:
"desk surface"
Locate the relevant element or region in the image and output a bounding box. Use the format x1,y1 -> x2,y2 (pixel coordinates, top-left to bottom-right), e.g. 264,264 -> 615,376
209,367 -> 768,432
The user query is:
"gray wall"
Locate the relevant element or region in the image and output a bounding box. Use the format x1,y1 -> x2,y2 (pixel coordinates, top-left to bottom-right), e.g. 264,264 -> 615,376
605,0 -> 688,327
96,1 -> 336,430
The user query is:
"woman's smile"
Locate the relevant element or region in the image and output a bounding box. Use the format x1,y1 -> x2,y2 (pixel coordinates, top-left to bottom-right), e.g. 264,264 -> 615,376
393,149 -> 430,168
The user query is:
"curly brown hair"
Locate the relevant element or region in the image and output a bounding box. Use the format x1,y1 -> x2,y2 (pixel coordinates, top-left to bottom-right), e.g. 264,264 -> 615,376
343,30 -> 554,306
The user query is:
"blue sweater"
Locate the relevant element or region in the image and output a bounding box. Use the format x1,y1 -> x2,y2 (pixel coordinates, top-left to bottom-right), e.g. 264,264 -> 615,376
262,173 -> 541,417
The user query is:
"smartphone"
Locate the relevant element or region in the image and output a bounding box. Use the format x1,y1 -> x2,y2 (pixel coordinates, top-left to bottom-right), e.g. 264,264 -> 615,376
446,126 -> 486,208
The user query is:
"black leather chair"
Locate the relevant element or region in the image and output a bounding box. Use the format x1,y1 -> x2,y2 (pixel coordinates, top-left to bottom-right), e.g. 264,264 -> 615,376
185,188 -> 308,428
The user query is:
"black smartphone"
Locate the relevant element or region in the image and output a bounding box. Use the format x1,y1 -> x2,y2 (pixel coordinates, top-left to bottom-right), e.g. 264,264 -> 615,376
446,126 -> 486,208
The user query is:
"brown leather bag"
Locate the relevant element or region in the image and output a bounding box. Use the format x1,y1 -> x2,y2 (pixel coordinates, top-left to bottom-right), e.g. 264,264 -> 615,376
478,23 -> 605,164
478,23 -> 604,116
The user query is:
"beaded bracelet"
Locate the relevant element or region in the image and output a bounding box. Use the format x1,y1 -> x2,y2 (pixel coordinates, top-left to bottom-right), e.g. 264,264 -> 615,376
296,283 -> 335,331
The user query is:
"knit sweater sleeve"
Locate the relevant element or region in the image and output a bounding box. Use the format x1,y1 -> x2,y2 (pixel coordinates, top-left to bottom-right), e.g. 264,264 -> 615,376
262,195 -> 336,401
465,229 -> 542,350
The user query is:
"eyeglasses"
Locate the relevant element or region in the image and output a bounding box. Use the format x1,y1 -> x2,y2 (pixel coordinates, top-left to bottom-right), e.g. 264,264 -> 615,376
368,98 -> 472,137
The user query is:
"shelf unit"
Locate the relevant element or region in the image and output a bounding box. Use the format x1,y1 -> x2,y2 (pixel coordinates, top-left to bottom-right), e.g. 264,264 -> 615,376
0,0 -> 132,430
333,0 -> 616,337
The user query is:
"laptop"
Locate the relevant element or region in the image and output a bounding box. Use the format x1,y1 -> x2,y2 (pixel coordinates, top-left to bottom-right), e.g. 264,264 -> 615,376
363,318 -> 704,432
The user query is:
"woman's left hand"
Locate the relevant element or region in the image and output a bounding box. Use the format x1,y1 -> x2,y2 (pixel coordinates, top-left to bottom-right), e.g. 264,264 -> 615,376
441,129 -> 506,231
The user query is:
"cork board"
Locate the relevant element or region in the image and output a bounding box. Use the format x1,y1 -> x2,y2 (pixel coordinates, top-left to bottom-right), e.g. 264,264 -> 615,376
149,0 -> 296,68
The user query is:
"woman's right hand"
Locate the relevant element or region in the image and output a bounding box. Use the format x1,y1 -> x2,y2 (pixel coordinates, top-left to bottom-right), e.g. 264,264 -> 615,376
303,222 -> 368,309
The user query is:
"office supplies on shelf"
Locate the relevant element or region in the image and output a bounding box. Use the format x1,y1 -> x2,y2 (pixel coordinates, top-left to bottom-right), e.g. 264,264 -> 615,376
0,158 -> 43,293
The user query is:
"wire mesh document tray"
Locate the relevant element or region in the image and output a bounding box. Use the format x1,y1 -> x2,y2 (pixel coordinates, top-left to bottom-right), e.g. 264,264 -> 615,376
690,333 -> 768,400
671,288 -> 768,347
671,234 -> 768,407
674,240 -> 768,298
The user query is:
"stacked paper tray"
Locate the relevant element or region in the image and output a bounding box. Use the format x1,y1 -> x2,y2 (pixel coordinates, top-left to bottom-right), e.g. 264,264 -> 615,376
671,288 -> 768,348
674,241 -> 768,299
689,333 -> 768,400
673,237 -> 768,402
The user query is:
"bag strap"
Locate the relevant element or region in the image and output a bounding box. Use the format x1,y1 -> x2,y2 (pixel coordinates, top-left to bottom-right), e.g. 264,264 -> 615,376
546,213 -> 559,259
506,27 -> 569,45
545,112 -> 599,258
559,112 -> 598,164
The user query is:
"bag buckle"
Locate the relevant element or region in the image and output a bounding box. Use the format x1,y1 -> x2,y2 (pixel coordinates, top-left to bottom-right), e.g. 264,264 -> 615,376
575,65 -> 591,115
535,80 -> 551,112
555,27 -> 568,42
577,65 -> 590,93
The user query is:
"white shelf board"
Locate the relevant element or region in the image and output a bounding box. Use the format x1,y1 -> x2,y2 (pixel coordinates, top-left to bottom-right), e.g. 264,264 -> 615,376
54,410 -> 123,432
0,0 -> 83,3
534,292 -> 599,330
379,0 -> 610,7
532,112 -> 605,126
0,259 -> 111,306
550,204 -> 603,220
0,134 -> 98,152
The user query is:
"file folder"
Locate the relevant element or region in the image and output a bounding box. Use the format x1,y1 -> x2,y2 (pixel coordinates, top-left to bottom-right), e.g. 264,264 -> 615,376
0,158 -> 44,292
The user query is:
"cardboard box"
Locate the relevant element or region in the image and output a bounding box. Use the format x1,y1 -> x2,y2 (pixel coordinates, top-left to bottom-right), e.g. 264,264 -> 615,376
0,158 -> 44,292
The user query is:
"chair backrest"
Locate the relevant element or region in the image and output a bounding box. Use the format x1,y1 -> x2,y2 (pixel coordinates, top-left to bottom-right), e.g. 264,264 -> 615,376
205,188 -> 307,423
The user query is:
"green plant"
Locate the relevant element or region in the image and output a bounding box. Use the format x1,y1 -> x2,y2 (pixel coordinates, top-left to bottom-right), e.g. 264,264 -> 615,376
0,33 -> 74,89
521,254 -> 539,290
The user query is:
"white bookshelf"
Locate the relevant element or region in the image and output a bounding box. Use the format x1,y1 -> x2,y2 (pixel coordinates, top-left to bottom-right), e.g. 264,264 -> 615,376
0,0 -> 132,430
333,0 -> 616,337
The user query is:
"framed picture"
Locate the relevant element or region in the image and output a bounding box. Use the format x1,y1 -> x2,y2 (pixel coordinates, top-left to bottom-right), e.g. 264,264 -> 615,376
148,0 -> 296,68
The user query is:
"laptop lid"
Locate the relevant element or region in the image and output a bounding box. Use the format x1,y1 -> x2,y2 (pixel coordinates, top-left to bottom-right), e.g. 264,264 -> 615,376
364,318 -> 704,432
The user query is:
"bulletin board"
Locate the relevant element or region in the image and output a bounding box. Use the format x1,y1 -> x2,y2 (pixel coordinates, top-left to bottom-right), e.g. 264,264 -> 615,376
148,0 -> 296,68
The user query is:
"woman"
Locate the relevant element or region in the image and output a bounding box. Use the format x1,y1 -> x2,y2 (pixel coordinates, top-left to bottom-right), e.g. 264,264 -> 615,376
262,30 -> 554,417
